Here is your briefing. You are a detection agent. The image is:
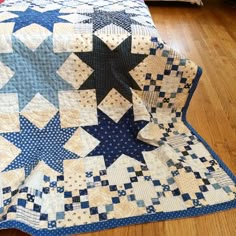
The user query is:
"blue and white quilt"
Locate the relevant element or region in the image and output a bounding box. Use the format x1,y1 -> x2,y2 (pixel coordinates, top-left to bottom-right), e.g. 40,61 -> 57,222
0,0 -> 235,235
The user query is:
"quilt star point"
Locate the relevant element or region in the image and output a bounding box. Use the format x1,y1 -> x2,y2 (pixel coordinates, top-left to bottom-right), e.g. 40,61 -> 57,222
83,108 -> 156,168
79,9 -> 143,33
2,8 -> 70,32
0,36 -> 74,110
1,113 -> 79,176
76,35 -> 147,104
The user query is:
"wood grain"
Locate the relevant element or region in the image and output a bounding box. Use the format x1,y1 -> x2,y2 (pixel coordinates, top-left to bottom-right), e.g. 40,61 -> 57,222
0,0 -> 235,235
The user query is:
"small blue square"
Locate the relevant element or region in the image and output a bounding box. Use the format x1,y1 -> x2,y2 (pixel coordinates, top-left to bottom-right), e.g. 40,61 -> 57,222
146,205 -> 156,214
64,204 -> 73,211
130,177 -> 138,182
109,185 -> 117,191
207,166 -> 215,172
159,92 -> 165,97
163,185 -> 170,191
18,199 -> 26,207
127,167 -> 135,172
43,175 -> 50,182
151,198 -> 160,205
81,201 -> 89,209
56,212 -> 65,220
19,187 -> 28,193
124,183 -> 132,189
136,200 -> 145,207
153,180 -> 161,186
105,204 -> 114,212
43,187 -> 49,194
40,213 -> 48,221
191,154 -> 197,159
27,193 -> 35,202
11,189 -> 18,196
72,196 -> 80,203
48,221 -> 56,229
79,189 -> 88,196
151,36 -> 158,42
180,59 -> 186,65
164,69 -> 170,75
145,73 -> 152,80
157,74 -> 163,80
64,191 -> 72,198
182,193 -> 191,201
118,190 -> 126,197
167,58 -> 174,64
57,187 -> 64,193
2,186 -> 11,194
143,85 -> 150,91
50,181 -> 57,188
167,178 -> 175,185
212,183 -> 221,190
90,207 -> 98,215
180,78 -> 187,83
194,172 -> 201,179
171,170 -> 179,177
33,204 -> 41,212
144,176 -> 152,181
184,166 -> 192,173
99,170 -> 107,176
7,205 -> 16,213
151,107 -> 156,113
172,188 -> 181,196
127,194 -> 135,201
195,192 -> 204,199
99,213 -> 107,221
0,207 -> 4,214
112,197 -> 120,204
223,186 -> 232,193
171,65 -> 178,70
150,48 -> 156,55
57,175 -> 64,181
93,176 -> 101,182
177,88 -> 183,93
101,180 -> 109,186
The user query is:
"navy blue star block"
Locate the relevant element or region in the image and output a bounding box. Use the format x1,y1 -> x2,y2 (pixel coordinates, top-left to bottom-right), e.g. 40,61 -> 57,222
0,36 -> 73,110
83,108 -> 156,168
3,8 -> 69,32
76,35 -> 147,104
1,113 -> 78,177
80,10 -> 142,33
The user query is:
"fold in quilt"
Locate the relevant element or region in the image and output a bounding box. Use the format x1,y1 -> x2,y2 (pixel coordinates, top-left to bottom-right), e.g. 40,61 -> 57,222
0,0 -> 235,235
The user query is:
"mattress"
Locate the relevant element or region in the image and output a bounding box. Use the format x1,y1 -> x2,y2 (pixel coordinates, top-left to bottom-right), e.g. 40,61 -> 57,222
145,0 -> 203,6
0,0 -> 235,235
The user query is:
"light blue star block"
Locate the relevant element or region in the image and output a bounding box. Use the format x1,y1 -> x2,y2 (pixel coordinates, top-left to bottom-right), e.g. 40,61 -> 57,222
0,36 -> 74,110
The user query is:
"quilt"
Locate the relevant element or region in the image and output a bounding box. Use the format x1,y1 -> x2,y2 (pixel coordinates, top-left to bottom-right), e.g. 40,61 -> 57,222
0,0 -> 235,235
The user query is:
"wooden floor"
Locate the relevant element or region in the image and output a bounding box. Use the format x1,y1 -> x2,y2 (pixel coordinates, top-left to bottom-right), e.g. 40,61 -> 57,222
1,0 -> 236,235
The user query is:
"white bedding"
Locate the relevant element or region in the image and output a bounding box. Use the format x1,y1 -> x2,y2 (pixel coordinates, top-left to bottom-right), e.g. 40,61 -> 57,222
145,0 -> 203,6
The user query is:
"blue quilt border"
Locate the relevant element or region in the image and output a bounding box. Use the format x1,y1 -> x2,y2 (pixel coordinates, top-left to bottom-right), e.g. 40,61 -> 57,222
0,67 -> 236,235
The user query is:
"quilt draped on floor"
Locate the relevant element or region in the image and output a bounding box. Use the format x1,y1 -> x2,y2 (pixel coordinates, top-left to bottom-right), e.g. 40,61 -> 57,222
0,0 -> 235,235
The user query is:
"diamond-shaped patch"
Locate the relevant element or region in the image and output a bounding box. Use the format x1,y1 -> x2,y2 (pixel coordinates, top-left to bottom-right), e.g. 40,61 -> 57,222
98,88 -> 132,123
64,127 -> 100,157
20,93 -> 58,129
14,23 -> 51,51
57,53 -> 93,89
94,24 -> 130,50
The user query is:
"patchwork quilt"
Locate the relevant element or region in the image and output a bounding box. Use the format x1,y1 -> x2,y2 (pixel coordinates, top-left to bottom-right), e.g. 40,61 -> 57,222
0,0 -> 235,235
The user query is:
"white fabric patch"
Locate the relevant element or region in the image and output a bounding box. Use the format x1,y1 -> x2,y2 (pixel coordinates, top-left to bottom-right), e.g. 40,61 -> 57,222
21,93 -> 58,129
